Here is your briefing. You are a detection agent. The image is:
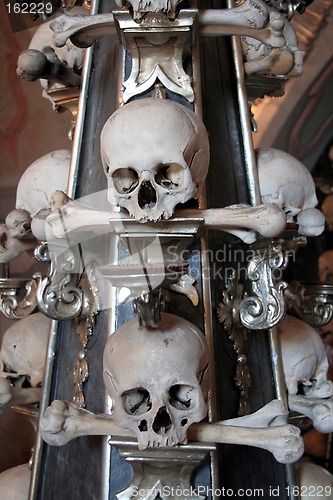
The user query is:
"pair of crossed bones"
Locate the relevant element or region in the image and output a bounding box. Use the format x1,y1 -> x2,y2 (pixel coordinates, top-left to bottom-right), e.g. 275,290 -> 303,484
39,399 -> 303,464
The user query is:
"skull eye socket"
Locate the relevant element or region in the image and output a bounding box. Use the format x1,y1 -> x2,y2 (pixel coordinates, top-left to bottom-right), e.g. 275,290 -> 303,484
122,388 -> 152,415
112,168 -> 139,194
169,384 -> 194,410
155,164 -> 184,190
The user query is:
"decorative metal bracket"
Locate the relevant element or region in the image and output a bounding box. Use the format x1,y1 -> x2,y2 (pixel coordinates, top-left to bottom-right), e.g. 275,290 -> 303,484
35,242 -> 100,407
285,281 -> 333,328
239,236 -> 305,330
35,255 -> 85,321
46,86 -> 80,140
97,217 -> 203,327
110,437 -> 215,500
114,10 -> 197,103
0,278 -> 38,320
217,270 -> 251,416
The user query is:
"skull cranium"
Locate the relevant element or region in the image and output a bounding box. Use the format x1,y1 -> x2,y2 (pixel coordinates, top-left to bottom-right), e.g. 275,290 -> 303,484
257,148 -> 318,223
277,315 -> 333,398
0,313 -> 51,388
100,98 -> 210,222
103,312 -> 209,449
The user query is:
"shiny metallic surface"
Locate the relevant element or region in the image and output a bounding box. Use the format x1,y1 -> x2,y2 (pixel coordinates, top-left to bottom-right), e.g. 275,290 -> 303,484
29,320 -> 59,500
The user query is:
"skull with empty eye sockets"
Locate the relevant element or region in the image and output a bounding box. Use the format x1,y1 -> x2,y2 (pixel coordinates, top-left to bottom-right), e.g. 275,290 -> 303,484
100,98 -> 210,222
103,312 -> 210,449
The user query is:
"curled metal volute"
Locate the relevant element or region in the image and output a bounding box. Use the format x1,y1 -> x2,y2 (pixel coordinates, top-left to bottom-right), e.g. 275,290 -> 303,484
35,261 -> 84,320
286,281 -> 333,328
34,242 -> 51,263
239,242 -> 288,330
0,278 -> 38,320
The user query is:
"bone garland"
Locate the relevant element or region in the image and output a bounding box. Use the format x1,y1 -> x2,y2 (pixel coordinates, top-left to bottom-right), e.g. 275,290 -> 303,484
40,399 -> 303,463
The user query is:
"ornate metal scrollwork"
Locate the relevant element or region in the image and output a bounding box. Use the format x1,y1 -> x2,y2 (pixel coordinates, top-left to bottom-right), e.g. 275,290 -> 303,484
285,281 -> 333,328
217,271 -> 251,416
0,278 -> 38,320
35,261 -> 84,321
35,240 -> 100,407
239,240 -> 289,330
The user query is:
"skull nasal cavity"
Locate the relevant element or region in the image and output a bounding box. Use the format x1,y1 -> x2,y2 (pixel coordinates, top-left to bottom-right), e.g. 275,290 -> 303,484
153,406 -> 172,434
138,181 -> 157,209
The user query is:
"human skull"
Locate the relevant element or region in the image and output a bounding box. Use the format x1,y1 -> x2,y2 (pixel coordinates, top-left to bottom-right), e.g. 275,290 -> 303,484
0,313 -> 51,388
15,150 -> 70,219
277,315 -> 333,398
257,148 -> 318,223
0,463 -> 31,500
296,462 -> 333,500
4,150 -> 71,241
103,312 -> 209,449
100,98 -> 210,222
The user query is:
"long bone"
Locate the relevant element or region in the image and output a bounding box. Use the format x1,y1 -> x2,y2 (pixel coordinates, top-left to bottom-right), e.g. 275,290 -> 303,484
44,197 -> 286,243
289,395 -> 333,434
50,0 -> 285,49
40,399 -> 303,464
0,378 -> 41,412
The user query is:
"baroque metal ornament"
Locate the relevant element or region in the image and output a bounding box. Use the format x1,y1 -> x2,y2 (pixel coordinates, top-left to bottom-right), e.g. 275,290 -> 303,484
217,270 -> 251,416
73,264 -> 100,408
114,11 -> 197,103
0,278 -> 38,320
285,281 -> 333,328
239,239 -> 289,330
112,440 -> 212,500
